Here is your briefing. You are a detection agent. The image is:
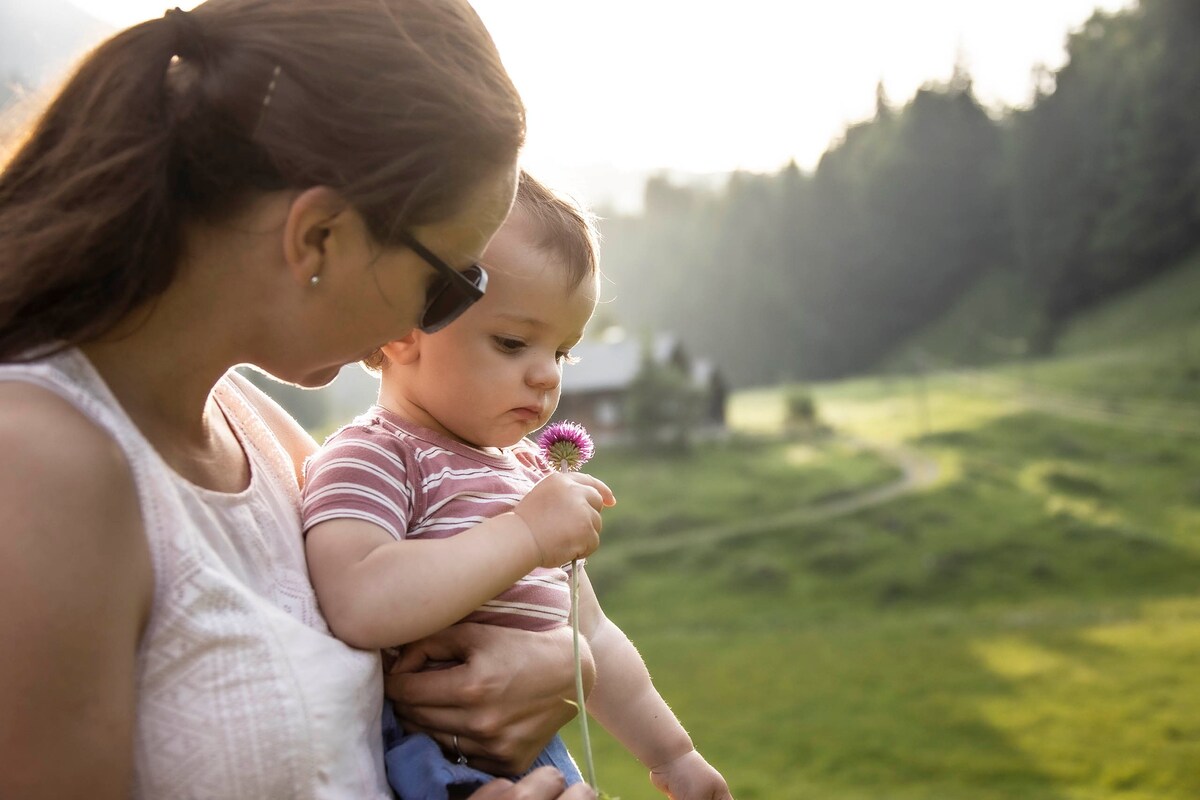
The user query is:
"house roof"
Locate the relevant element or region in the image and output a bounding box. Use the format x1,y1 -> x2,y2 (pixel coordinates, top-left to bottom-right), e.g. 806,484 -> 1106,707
562,338 -> 642,393
562,332 -> 690,394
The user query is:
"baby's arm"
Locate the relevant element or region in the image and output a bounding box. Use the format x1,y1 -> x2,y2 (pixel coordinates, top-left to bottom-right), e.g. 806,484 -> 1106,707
308,513 -> 539,648
306,470 -> 614,650
577,571 -> 732,800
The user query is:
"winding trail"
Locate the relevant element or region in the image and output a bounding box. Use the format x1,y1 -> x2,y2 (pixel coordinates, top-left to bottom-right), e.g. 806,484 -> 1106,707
954,370 -> 1200,438
609,438 -> 941,558
606,370 -> 1196,559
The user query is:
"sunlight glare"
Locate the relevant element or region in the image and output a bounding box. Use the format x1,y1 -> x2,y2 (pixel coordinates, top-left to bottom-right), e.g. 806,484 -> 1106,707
66,0 -> 1136,206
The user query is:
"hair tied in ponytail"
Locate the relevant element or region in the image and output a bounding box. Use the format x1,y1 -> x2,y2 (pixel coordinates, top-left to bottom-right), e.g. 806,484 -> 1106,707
163,7 -> 208,63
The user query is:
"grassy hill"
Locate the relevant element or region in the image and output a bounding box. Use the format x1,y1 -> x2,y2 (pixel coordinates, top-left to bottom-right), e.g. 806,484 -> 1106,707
876,269 -> 1042,372
567,255 -> 1200,799
1054,250 -> 1200,357
878,250 -> 1200,381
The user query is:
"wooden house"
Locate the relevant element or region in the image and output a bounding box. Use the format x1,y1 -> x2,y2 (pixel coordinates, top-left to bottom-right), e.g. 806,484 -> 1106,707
551,331 -> 727,438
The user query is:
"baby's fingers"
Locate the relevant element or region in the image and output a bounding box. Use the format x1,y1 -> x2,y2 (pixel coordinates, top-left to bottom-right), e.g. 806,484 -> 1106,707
570,473 -> 615,507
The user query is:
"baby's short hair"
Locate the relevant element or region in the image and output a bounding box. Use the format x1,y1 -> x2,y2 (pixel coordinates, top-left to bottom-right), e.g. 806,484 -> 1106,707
360,172 -> 597,373
513,170 -> 599,290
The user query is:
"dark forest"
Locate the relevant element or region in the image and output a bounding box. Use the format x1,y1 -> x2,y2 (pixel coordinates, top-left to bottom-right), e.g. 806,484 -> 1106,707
596,0 -> 1200,385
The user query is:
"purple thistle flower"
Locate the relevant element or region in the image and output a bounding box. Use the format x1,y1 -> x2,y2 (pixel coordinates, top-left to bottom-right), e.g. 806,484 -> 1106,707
537,421 -> 594,471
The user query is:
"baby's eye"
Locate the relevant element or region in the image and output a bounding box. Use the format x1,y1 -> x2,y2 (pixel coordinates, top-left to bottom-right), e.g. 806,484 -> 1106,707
493,336 -> 526,353
557,350 -> 580,365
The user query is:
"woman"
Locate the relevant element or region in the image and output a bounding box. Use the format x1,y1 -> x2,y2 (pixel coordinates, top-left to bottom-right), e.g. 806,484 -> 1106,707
0,1 -> 595,797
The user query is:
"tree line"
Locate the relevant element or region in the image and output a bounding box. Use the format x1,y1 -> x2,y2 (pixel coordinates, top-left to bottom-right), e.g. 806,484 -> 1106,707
595,0 -> 1200,386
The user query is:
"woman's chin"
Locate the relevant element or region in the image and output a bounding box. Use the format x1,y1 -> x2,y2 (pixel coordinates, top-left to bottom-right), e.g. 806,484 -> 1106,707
286,365 -> 345,390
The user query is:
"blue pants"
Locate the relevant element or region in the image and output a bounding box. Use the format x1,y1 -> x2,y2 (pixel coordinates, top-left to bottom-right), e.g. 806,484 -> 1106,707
382,704 -> 582,799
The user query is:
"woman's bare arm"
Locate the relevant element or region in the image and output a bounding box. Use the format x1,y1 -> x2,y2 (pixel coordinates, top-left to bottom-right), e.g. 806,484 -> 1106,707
0,384 -> 152,799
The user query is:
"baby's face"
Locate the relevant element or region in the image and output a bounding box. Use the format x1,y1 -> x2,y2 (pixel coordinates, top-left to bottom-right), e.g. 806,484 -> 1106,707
396,207 -> 597,449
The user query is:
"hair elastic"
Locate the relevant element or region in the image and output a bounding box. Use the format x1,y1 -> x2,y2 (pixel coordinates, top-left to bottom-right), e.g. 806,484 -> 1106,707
163,7 -> 207,62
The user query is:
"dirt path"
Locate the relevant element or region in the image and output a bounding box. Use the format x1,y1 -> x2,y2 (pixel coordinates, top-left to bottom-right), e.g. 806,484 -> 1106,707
606,371 -> 1200,558
609,438 -> 940,558
951,369 -> 1200,438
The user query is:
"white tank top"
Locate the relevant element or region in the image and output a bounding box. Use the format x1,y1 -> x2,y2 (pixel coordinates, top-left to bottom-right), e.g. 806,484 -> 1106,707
0,349 -> 390,799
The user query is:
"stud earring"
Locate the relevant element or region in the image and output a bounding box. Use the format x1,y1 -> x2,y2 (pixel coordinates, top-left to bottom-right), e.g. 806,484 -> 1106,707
309,274 -> 320,287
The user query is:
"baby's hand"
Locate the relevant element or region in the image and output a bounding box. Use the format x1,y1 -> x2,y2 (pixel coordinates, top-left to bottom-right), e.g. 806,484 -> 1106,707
649,750 -> 732,800
513,471 -> 614,567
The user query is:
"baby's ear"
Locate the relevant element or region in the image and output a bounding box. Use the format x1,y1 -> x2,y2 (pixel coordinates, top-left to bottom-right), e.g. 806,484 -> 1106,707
381,332 -> 422,366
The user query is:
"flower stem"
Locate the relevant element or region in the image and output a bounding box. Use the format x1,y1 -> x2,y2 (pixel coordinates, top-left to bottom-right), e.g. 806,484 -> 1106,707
561,458 -> 597,791
571,557 -> 596,790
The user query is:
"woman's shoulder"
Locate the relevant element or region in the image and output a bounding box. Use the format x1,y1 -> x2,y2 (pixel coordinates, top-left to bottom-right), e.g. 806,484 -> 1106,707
0,382 -> 145,548
0,380 -> 136,488
0,361 -> 155,586
0,379 -> 151,616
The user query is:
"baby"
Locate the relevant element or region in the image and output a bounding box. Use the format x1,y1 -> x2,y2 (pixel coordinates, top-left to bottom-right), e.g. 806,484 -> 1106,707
303,172 -> 731,800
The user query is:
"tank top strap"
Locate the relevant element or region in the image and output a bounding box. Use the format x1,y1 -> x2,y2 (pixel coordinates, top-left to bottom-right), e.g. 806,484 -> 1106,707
213,372 -> 302,508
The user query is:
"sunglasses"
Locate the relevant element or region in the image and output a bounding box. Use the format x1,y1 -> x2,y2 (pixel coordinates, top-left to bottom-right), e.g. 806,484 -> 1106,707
393,229 -> 489,333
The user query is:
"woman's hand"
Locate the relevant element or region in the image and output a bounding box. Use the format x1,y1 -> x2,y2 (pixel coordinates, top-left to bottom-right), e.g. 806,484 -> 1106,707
467,767 -> 595,799
386,623 -> 595,775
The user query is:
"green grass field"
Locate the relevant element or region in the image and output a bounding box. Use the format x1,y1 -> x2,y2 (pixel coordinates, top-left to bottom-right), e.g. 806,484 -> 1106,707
563,258 -> 1200,799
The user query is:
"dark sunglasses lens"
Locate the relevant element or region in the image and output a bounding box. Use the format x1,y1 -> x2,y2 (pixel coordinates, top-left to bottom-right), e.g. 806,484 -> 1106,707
419,265 -> 485,333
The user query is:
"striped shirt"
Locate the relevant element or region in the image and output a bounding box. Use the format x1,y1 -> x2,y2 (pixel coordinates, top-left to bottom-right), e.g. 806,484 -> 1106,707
302,407 -> 571,631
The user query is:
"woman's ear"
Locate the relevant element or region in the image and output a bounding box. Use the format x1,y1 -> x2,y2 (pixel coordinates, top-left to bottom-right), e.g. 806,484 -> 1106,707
381,333 -> 422,366
281,187 -> 352,287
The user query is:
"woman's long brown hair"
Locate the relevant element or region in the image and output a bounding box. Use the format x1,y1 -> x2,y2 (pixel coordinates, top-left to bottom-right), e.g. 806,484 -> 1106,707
0,0 -> 525,361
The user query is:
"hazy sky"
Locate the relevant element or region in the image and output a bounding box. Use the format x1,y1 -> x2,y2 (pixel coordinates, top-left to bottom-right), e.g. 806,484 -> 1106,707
69,0 -> 1133,205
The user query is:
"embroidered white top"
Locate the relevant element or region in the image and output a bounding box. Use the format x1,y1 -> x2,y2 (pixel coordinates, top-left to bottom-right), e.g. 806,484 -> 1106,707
0,349 -> 390,799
